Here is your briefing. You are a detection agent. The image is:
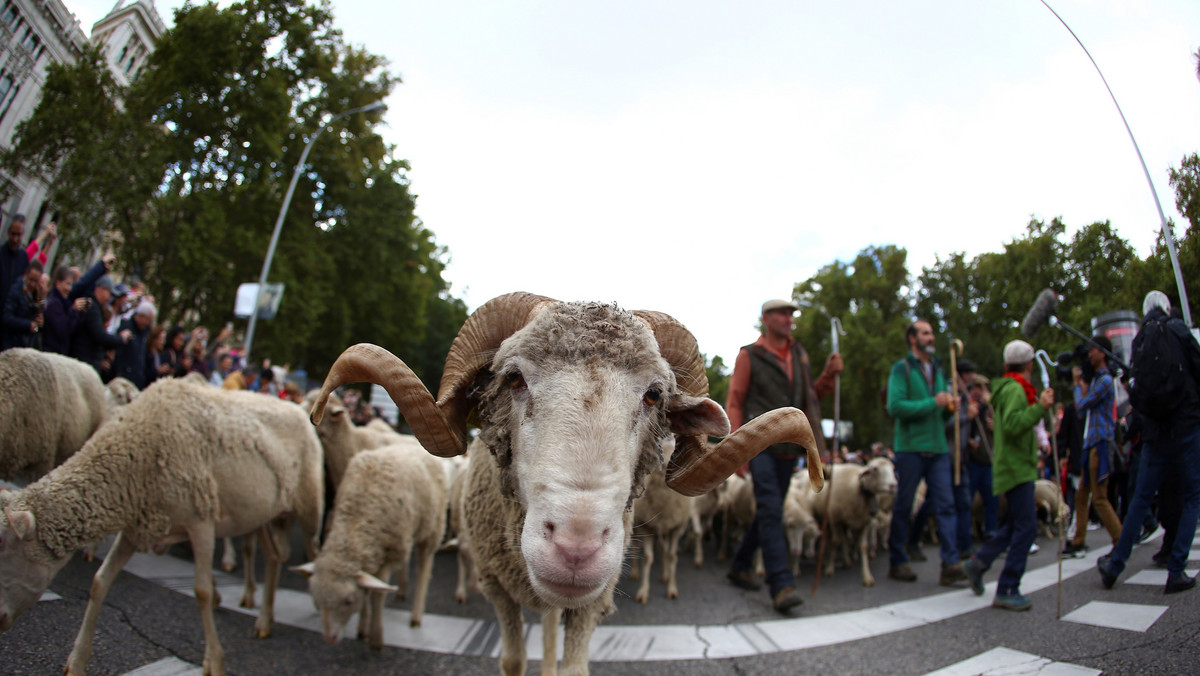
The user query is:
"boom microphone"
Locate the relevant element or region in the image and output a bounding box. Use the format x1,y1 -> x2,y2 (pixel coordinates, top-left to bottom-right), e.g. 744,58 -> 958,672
1021,289 -> 1059,338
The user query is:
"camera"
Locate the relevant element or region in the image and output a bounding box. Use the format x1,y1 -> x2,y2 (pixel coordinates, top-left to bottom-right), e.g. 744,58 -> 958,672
1056,343 -> 1095,383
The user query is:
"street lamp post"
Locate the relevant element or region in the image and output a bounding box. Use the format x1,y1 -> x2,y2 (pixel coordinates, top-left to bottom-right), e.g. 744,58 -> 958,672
242,101 -> 387,362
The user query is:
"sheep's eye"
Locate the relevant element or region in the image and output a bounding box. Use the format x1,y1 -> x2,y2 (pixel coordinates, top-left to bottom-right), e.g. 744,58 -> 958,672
506,372 -> 526,391
643,388 -> 662,407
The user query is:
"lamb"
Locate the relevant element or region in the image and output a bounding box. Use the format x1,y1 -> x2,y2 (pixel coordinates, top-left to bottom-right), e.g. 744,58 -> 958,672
0,378 -> 324,676
784,473 -> 821,576
293,441 -> 448,650
309,292 -> 824,675
686,485 -> 722,568
629,437 -> 694,602
104,376 -> 140,412
1034,478 -> 1069,539
0,348 -> 107,482
809,457 -> 897,587
304,390 -> 407,490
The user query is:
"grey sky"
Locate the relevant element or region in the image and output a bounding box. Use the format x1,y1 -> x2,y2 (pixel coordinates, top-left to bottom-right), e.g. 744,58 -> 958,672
71,0 -> 1200,364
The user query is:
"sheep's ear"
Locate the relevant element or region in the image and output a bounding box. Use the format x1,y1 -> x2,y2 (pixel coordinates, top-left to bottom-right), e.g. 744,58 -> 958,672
290,562 -> 316,578
356,571 -> 399,593
4,508 -> 35,541
667,395 -> 730,438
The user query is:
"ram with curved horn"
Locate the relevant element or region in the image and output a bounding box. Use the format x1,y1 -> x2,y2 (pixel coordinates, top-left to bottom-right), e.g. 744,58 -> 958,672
310,292 -> 823,675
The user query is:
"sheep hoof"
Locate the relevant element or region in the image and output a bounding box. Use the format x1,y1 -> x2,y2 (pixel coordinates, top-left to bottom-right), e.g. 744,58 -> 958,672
455,591 -> 467,604
239,595 -> 256,609
222,562 -> 236,573
666,589 -> 678,600
254,626 -> 272,639
635,592 -> 648,604
410,618 -> 422,628
863,578 -> 875,587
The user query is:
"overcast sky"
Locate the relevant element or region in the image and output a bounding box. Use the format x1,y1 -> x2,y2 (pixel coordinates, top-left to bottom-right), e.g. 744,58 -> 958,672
70,1 -> 1200,364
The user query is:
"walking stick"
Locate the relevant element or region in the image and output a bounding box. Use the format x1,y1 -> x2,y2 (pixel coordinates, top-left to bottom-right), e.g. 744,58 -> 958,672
950,339 -> 964,486
812,317 -> 845,597
1035,349 -> 1064,618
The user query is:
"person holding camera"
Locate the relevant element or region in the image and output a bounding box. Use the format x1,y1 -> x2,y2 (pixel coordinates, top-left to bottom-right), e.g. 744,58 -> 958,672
1063,335 -> 1122,557
69,274 -> 131,376
1,260 -> 45,350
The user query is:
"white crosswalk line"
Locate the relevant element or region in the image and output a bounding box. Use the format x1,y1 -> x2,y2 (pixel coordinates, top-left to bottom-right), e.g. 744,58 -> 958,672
1124,568 -> 1200,586
1061,601 -> 1169,632
122,657 -> 202,675
924,646 -> 1100,675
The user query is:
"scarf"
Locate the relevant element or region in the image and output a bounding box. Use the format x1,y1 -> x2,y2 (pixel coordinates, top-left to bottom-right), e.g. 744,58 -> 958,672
1004,370 -> 1038,406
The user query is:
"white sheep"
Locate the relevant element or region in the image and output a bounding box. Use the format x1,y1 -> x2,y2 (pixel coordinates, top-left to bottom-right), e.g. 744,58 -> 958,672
304,390 -> 406,490
686,485 -> 722,568
629,437 -> 694,602
0,348 -> 107,482
0,378 -> 324,676
293,441 -> 448,650
809,457 -> 897,587
104,376 -> 140,412
309,293 -> 824,676
1034,478 -> 1069,539
447,451 -> 477,604
784,474 -> 821,576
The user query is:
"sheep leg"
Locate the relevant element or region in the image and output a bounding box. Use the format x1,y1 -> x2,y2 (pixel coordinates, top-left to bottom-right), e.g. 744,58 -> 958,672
186,522 -> 226,676
635,533 -> 654,603
859,527 -> 875,587
483,579 -> 526,676
239,533 -> 257,609
357,592 -> 371,643
627,537 -> 641,581
561,607 -> 599,676
367,570 -> 390,651
410,537 -> 437,628
254,519 -> 290,639
664,529 -> 680,599
394,554 -> 409,603
454,540 -> 475,604
64,532 -> 138,676
541,608 -> 561,676
690,511 -> 704,568
221,536 -> 238,572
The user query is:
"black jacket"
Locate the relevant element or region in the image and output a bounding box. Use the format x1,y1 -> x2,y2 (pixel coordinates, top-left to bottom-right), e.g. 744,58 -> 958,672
1,278 -> 39,350
113,317 -> 151,389
69,300 -> 125,374
1140,308 -> 1200,443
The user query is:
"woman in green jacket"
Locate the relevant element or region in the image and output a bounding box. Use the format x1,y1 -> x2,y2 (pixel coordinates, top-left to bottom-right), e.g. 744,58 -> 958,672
964,340 -> 1054,611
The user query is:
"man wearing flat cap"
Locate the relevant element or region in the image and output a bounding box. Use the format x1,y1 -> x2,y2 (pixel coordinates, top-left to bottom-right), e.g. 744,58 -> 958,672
724,298 -> 843,613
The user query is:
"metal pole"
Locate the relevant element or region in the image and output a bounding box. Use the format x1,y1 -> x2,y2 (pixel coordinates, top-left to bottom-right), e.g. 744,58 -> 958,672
1041,1 -> 1193,329
812,317 -> 845,596
243,101 -> 386,362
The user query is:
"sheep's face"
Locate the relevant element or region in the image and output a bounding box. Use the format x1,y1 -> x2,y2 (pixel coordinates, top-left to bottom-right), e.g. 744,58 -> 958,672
477,302 -> 726,609
308,572 -> 363,645
860,458 -> 897,498
0,500 -> 60,631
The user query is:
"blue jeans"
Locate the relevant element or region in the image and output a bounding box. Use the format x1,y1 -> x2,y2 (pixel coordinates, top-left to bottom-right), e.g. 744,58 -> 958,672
733,453 -> 796,595
889,452 -> 960,566
908,470 -> 973,555
966,459 -> 998,539
1108,424 -> 1200,576
973,481 -> 1037,596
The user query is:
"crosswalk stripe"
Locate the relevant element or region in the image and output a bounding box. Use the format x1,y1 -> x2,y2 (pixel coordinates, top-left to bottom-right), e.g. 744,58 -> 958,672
122,657 -> 202,675
1061,600 -> 1169,632
1124,568 -> 1200,586
923,646 -> 1100,675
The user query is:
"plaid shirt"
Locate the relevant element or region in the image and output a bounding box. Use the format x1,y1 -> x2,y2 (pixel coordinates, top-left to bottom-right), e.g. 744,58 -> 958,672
1074,366 -> 1114,450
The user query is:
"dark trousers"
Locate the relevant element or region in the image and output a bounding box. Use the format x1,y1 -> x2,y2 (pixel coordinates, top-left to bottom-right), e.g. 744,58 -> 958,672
967,459 -> 998,539
973,481 -> 1037,596
733,453 -> 795,595
890,452 -> 959,566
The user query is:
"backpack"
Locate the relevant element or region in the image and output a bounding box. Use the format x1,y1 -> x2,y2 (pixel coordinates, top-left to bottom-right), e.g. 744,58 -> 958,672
1129,314 -> 1187,423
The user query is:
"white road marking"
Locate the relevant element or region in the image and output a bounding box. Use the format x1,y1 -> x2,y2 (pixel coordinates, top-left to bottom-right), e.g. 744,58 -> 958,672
1061,601 -> 1169,632
123,657 -> 203,675
924,646 -> 1100,675
1123,568 -> 1200,586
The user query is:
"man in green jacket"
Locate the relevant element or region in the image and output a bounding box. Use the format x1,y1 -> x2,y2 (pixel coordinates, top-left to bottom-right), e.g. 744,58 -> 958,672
964,340 -> 1055,611
886,319 -> 965,584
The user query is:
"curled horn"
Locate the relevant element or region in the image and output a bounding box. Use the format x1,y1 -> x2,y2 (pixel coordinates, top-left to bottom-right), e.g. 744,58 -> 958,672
310,343 -> 466,457
436,292 -> 557,417
667,408 -> 823,496
633,310 -> 823,497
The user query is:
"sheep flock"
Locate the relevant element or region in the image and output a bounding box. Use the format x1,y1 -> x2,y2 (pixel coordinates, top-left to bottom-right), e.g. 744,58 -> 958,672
0,292 -> 837,676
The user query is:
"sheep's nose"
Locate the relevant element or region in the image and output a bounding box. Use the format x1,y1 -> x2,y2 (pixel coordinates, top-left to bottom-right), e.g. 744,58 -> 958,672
545,519 -> 607,570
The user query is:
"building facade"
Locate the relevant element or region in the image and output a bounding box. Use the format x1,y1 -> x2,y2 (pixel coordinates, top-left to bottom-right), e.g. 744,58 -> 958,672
0,0 -> 162,252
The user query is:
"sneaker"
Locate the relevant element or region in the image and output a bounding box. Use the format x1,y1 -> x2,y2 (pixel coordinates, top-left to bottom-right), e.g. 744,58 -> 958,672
1087,521 -> 1102,531
992,592 -> 1033,611
1029,543 -> 1040,555
1097,555 -> 1118,589
1165,571 -> 1197,595
1139,524 -> 1159,543
888,564 -> 918,582
940,562 -> 967,586
964,557 -> 985,596
1151,551 -> 1170,569
906,543 -> 928,562
726,569 -> 762,591
772,586 -> 803,613
1062,542 -> 1089,558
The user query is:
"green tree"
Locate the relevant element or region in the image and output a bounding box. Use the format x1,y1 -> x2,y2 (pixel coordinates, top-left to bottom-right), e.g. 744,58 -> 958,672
705,354 -> 730,406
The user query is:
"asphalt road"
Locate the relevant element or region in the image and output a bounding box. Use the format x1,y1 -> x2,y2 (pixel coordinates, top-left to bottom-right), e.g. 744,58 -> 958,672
2,519 -> 1198,675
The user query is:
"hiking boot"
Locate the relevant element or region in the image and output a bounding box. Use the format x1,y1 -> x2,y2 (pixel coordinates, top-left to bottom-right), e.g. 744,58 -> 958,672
1097,555 -> 1118,590
964,557 -> 986,596
726,569 -> 762,591
906,543 -> 928,562
772,586 -> 803,614
1165,571 -> 1196,595
940,562 -> 967,586
992,592 -> 1032,611
888,564 -> 917,582
1062,542 -> 1089,559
